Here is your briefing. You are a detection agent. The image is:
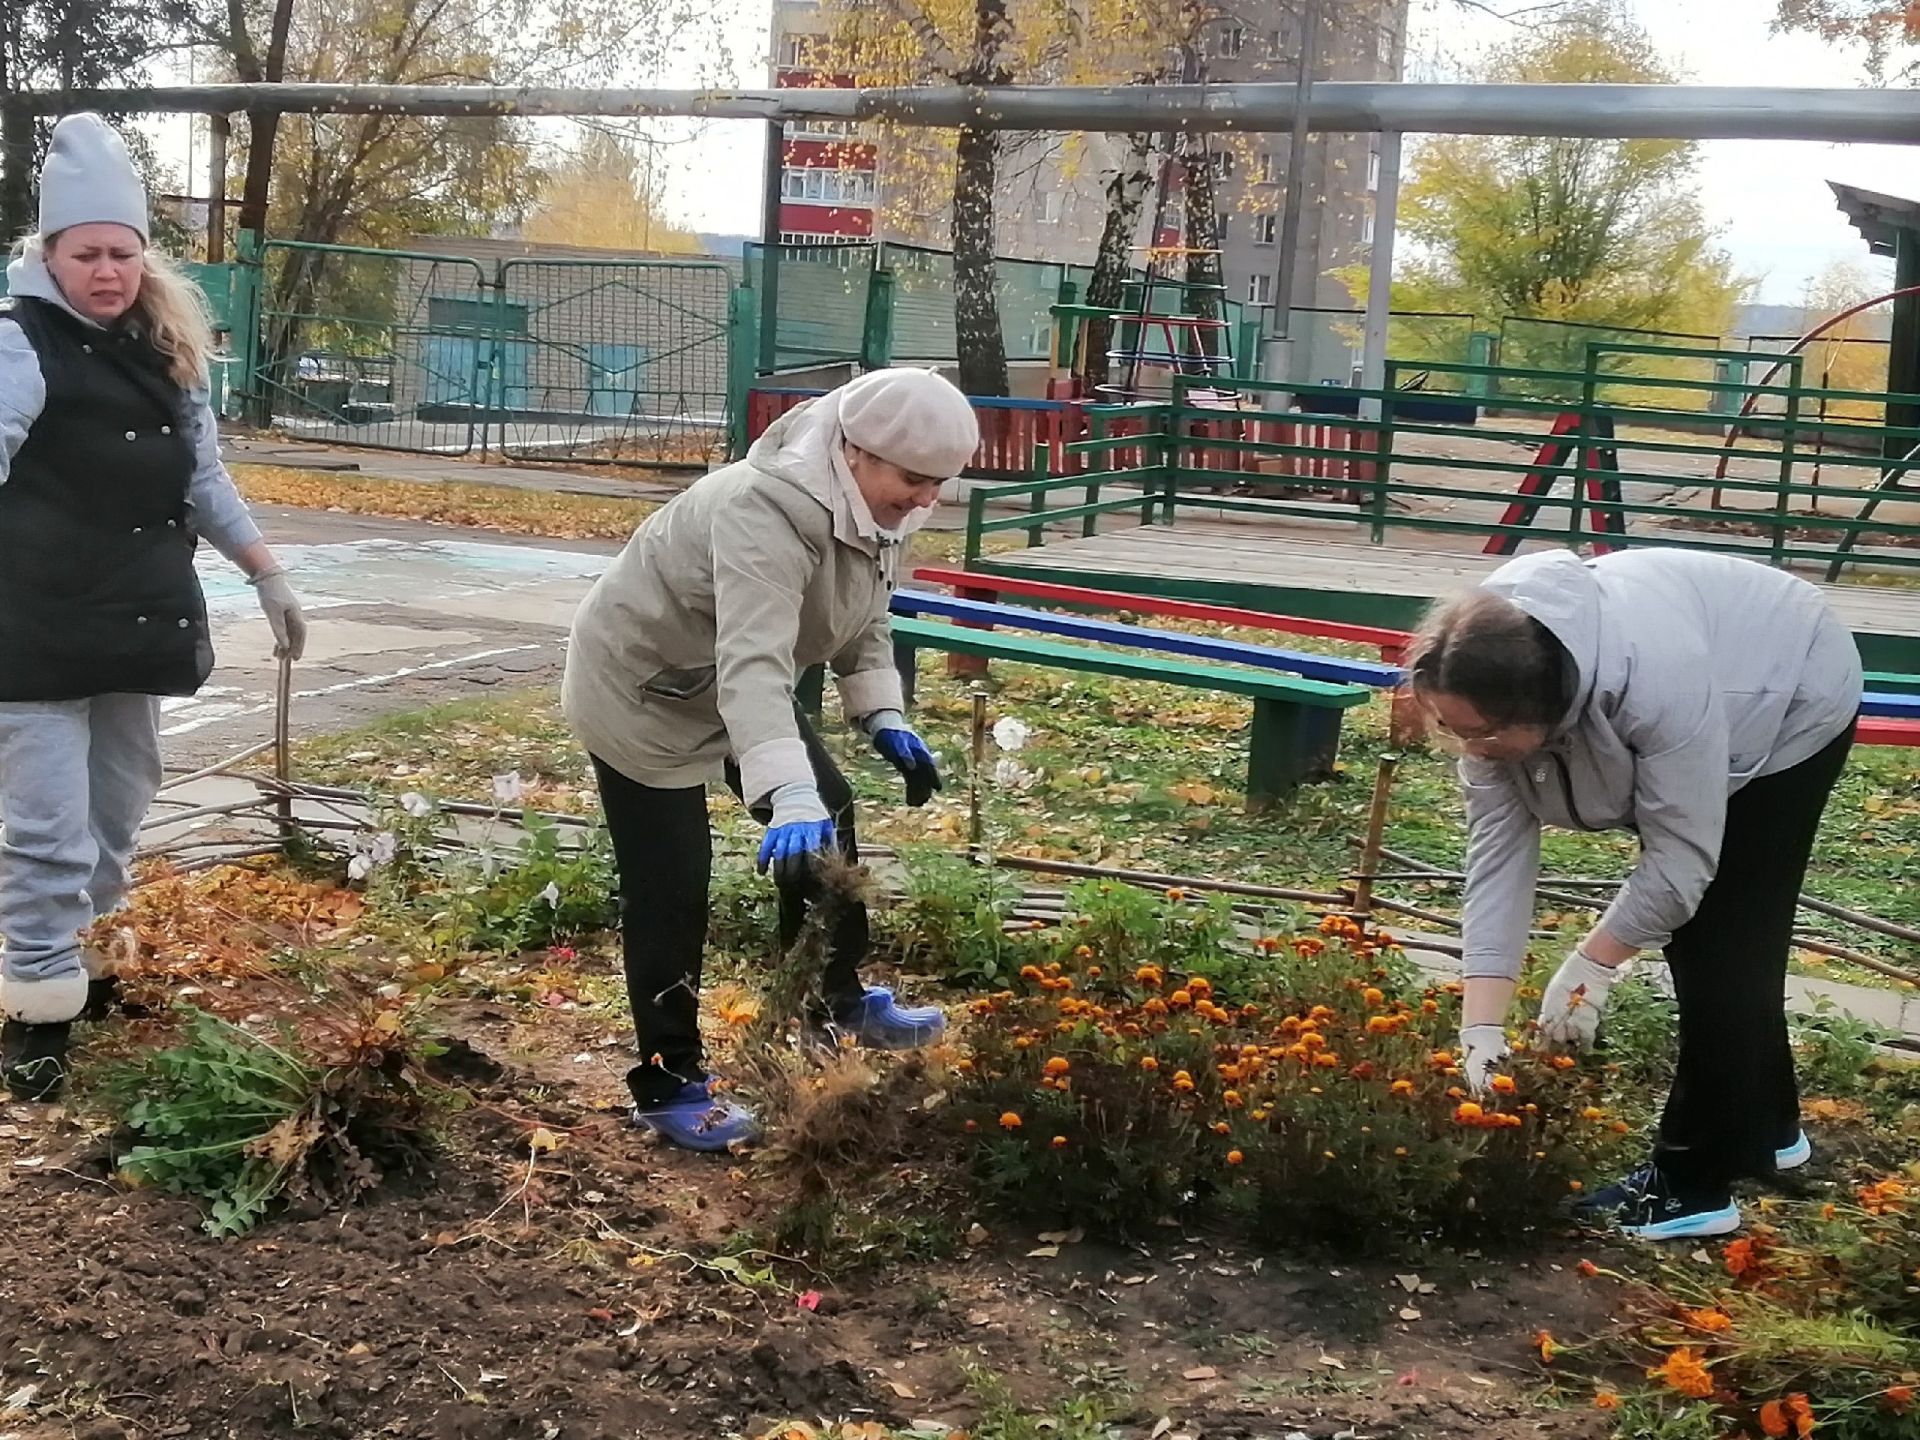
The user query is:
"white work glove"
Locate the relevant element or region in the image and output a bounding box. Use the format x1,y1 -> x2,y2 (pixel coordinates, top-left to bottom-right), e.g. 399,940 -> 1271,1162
1460,1023 -> 1509,1097
249,568 -> 308,662
1536,948 -> 1622,1051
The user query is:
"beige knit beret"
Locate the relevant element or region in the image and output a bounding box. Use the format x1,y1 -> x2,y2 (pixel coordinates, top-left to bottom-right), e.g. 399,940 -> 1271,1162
838,367 -> 980,480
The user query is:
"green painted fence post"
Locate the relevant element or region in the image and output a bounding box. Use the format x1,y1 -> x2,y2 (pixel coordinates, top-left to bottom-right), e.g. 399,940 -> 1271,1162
1465,332 -> 1498,399
862,267 -> 896,370
726,286 -> 756,460
1774,372 -> 1802,568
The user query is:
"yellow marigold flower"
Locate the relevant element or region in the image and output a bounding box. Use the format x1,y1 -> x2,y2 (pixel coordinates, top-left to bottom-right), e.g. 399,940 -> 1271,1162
1362,987 -> 1385,1007
1140,1055 -> 1160,1072
1390,1079 -> 1415,1097
1223,1089 -> 1245,1108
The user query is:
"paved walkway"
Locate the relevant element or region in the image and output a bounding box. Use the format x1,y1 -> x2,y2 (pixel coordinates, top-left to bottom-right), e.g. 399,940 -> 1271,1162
224,435 -> 690,502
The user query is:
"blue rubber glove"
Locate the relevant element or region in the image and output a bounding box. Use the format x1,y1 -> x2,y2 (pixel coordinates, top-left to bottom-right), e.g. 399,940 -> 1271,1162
864,710 -> 942,807
756,782 -> 836,886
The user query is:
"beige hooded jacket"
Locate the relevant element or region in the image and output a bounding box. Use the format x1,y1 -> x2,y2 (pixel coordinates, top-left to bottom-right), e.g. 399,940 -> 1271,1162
562,391 -> 911,805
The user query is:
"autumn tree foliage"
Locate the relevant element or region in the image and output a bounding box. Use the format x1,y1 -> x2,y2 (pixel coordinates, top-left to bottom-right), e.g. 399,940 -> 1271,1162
523,130 -> 704,257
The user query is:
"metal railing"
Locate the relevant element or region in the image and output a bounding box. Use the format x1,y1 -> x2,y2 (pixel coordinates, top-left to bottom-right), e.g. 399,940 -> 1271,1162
962,354 -> 1920,580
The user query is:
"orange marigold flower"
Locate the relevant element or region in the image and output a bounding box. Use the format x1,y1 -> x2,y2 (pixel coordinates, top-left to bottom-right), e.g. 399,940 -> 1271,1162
1142,999 -> 1170,1019
1490,1075 -> 1517,1094
1211,1121 -> 1232,1136
1014,1036 -> 1035,1050
1883,1386 -> 1913,1414
1534,1330 -> 1558,1363
1301,1032 -> 1328,1052
1087,966 -> 1102,978
998,1112 -> 1022,1130
1445,1086 -> 1467,1101
1173,1074 -> 1196,1094
1073,945 -> 1094,960
1294,938 -> 1325,957
1226,1149 -> 1244,1165
1313,1052 -> 1340,1069
1576,1259 -> 1599,1278
1223,1089 -> 1245,1108
1140,1055 -> 1160,1072
1390,1079 -> 1415,1097
1646,1347 -> 1714,1400
1256,936 -> 1282,953
1188,975 -> 1213,995
1681,1308 -> 1732,1334
964,1119 -> 980,1133
1051,1135 -> 1068,1150
1421,998 -> 1441,1015
1136,965 -> 1164,987
1165,887 -> 1187,902
1593,1392 -> 1619,1412
1362,987 -> 1385,1007
1454,1102 -> 1485,1124
1169,990 -> 1193,1008
1430,1050 -> 1455,1067
1348,1061 -> 1376,1081
1251,1108 -> 1270,1122
1043,1056 -> 1071,1077
1019,965 -> 1045,982
1610,1120 -> 1631,1134
1309,1005 -> 1336,1022
1550,1054 -> 1577,1071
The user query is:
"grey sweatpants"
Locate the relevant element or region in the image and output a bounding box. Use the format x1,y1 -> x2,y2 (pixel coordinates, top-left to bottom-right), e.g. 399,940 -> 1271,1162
0,695 -> 162,1024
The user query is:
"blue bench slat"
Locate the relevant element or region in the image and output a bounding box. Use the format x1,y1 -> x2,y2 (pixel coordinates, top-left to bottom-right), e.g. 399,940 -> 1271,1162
891,591 -> 1404,689
1863,690 -> 1920,720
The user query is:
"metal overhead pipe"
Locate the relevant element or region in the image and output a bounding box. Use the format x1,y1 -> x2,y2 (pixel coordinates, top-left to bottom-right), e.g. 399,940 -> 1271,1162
17,83 -> 1920,144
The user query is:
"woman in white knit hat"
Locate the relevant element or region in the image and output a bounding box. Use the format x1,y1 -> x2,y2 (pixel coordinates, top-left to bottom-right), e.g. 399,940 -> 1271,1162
563,367 -> 979,1150
0,114 -> 308,1099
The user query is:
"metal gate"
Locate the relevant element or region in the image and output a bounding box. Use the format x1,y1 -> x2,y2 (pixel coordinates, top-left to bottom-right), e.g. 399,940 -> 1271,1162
245,241 -> 738,466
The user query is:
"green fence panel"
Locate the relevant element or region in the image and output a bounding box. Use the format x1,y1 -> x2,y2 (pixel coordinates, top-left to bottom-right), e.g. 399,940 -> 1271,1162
742,241 -> 874,372
492,256 -> 734,467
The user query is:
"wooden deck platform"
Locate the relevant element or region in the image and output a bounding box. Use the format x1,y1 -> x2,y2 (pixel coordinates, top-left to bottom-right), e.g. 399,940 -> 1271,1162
981,526 -> 1920,670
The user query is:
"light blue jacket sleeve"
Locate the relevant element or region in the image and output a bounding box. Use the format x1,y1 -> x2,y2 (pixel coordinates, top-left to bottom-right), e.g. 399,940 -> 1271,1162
0,321 -> 47,485
183,386 -> 264,562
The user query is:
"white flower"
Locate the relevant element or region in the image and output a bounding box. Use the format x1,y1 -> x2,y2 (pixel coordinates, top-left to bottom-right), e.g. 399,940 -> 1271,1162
991,717 -> 1032,752
539,881 -> 561,907
399,791 -> 434,819
369,832 -> 398,866
491,771 -> 525,806
993,757 -> 1037,791
347,854 -> 372,882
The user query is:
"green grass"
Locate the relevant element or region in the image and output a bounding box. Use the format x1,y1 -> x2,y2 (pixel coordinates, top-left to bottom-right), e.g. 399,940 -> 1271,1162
281,647 -> 1920,989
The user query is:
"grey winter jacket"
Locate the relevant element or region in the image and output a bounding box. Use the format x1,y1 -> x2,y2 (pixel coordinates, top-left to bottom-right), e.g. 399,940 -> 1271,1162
1459,548 -> 1862,980
562,392 -> 909,806
0,248 -> 262,561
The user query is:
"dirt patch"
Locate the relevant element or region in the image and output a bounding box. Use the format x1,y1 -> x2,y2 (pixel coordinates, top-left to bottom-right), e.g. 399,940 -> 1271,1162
0,1003 -> 1632,1440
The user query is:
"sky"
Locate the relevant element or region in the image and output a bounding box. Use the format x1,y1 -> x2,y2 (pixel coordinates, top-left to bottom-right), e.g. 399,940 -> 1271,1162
142,0 -> 1918,305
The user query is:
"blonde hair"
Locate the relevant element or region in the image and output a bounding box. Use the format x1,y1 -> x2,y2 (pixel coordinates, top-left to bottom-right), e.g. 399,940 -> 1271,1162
22,231 -> 215,390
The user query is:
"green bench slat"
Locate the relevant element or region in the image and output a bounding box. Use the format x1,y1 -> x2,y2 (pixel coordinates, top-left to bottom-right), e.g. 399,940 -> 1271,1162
891,617 -> 1372,708
1865,669 -> 1920,695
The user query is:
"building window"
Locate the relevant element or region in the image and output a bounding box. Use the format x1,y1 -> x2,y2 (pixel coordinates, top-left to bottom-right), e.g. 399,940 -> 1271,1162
778,35 -> 819,69
785,119 -> 859,141
1362,209 -> 1376,245
1254,150 -> 1275,183
1247,273 -> 1274,305
781,166 -> 876,205
1253,212 -> 1277,245
1218,23 -> 1245,57
1210,150 -> 1235,181
1367,148 -> 1381,193
1037,191 -> 1063,224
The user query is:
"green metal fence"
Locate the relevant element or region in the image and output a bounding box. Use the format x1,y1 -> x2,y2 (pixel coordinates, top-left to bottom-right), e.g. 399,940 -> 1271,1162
245,240 -> 737,466
741,241 -> 875,371
962,354 -> 1920,582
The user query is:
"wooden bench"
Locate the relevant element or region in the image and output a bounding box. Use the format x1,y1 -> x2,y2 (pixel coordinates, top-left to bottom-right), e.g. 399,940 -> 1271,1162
1859,717 -> 1920,746
888,615 -> 1373,808
911,564 -> 1424,742
891,591 -> 1404,689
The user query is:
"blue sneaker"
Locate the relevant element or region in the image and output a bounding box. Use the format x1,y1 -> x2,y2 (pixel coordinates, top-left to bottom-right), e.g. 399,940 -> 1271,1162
1775,1130 -> 1812,1171
828,986 -> 947,1051
1576,1162 -> 1740,1241
630,1080 -> 758,1153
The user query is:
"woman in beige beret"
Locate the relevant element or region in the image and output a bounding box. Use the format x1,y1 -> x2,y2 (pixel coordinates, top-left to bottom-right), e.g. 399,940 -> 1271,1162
563,367 -> 980,1150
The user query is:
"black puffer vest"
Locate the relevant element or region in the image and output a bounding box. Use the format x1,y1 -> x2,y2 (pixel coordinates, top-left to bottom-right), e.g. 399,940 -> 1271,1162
0,296 -> 212,701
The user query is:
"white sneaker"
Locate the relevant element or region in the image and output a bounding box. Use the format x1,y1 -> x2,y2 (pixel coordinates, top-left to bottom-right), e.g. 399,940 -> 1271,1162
1775,1130 -> 1812,1171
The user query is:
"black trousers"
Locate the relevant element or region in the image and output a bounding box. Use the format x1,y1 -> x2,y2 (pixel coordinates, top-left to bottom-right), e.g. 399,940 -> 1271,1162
1652,719 -> 1855,1187
590,710 -> 869,1108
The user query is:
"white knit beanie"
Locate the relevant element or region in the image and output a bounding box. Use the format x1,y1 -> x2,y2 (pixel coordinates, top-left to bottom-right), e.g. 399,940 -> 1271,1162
38,113 -> 150,243
837,368 -> 979,479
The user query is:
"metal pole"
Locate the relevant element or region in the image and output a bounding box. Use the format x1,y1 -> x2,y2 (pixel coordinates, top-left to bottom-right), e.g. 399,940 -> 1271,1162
1357,130 -> 1401,424
758,119 -> 784,374
25,83 -> 1920,146
207,114 -> 229,263
1261,0 -> 1320,386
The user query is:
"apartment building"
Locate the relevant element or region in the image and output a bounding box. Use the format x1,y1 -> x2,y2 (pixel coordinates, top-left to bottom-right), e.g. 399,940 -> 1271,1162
769,0 -> 1409,383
